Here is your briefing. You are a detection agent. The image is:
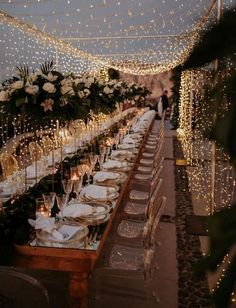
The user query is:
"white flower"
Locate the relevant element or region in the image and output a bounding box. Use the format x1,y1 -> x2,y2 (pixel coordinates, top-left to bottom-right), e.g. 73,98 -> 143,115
0,90 -> 9,102
74,78 -> 83,85
103,86 -> 113,95
12,80 -> 24,90
25,85 -> 39,95
43,72 -> 58,82
40,98 -> 54,112
87,77 -> 94,84
61,85 -> 74,96
83,89 -> 90,97
78,90 -> 85,98
43,82 -> 56,93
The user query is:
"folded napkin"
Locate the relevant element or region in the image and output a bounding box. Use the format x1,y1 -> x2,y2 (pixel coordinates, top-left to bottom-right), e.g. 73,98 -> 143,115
118,143 -> 136,150
102,159 -> 128,170
93,171 -> 120,182
125,133 -> 142,140
28,214 -> 63,240
111,150 -> 133,160
122,137 -> 137,144
62,203 -> 93,217
80,184 -> 117,200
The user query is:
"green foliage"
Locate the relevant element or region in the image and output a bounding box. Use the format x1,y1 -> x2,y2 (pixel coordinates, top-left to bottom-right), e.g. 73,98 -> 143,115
183,6 -> 236,307
108,68 -> 120,80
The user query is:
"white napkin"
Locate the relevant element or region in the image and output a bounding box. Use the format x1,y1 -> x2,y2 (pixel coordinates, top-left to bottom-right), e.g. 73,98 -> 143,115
62,203 -> 93,217
80,184 -> 117,200
102,159 -> 128,170
111,150 -> 133,160
93,171 -> 120,182
122,137 -> 137,144
118,143 -> 136,150
28,214 -> 64,240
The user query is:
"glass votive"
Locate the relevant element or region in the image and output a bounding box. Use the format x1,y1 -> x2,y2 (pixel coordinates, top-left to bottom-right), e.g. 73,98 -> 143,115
70,166 -> 79,180
35,197 -> 49,218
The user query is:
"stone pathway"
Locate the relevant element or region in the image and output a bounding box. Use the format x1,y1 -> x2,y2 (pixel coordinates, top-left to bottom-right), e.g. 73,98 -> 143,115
174,137 -> 211,307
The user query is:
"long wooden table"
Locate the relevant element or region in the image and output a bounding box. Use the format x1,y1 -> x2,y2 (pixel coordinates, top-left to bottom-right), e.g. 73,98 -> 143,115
12,118 -> 154,308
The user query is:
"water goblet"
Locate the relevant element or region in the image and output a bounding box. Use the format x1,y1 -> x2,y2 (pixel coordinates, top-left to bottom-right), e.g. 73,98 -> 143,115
56,193 -> 68,218
42,192 -> 56,217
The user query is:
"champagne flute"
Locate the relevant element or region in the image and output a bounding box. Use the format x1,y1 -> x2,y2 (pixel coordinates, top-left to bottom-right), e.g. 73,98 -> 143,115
42,192 -> 56,217
56,193 -> 68,218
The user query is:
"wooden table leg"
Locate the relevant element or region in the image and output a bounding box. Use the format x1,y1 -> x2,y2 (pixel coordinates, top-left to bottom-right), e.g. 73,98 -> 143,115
68,272 -> 88,308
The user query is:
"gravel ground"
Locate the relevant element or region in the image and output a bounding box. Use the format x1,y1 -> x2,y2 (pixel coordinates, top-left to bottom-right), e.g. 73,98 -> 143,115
173,137 -> 211,308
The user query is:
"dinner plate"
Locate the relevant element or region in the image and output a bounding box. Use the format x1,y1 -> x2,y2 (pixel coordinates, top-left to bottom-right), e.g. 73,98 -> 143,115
80,191 -> 119,202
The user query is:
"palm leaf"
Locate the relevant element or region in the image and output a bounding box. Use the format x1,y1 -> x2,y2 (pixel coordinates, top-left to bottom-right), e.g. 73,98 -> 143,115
15,64 -> 29,78
40,60 -> 54,75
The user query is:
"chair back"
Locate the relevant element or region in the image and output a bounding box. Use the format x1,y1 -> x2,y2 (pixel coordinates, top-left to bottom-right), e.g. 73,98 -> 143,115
0,266 -> 50,308
29,142 -> 44,161
41,136 -> 54,155
149,196 -> 167,247
0,153 -> 18,178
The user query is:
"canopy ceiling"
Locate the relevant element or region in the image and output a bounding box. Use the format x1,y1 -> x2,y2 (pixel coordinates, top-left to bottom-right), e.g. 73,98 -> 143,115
0,0 -> 234,77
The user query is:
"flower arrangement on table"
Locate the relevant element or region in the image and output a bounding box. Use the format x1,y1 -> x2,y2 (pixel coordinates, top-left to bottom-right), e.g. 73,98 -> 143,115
0,61 -> 150,125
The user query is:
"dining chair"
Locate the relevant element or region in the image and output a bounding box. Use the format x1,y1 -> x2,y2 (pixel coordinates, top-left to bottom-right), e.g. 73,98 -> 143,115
123,177 -> 163,221
0,266 -> 50,308
0,153 -> 19,179
89,200 -> 167,306
114,196 -> 166,248
90,247 -> 157,307
29,141 -> 44,162
41,136 -> 54,155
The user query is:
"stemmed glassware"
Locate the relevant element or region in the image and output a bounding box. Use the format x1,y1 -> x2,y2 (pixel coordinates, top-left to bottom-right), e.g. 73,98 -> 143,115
56,193 -> 68,218
42,192 -> 56,217
62,179 -> 73,201
98,152 -> 105,171
73,176 -> 83,200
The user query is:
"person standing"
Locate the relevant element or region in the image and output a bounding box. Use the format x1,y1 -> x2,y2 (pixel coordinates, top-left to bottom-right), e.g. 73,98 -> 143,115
157,90 -> 169,118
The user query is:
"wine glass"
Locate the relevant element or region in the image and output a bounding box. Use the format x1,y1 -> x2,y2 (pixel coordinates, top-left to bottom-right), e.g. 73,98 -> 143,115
105,146 -> 111,162
73,177 -> 83,200
56,193 -> 68,218
98,153 -> 105,171
62,179 -> 73,200
42,192 -> 56,217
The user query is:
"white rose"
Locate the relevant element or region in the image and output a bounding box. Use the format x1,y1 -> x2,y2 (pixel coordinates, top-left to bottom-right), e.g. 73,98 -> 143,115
12,80 -> 24,90
25,85 -> 39,95
78,90 -> 85,98
104,86 -> 112,94
43,82 -> 56,93
87,77 -> 94,84
0,90 -> 9,102
61,86 -> 74,96
83,89 -> 90,97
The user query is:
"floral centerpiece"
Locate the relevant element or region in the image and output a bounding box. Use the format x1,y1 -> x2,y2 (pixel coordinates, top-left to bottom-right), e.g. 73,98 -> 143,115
0,61 -> 151,125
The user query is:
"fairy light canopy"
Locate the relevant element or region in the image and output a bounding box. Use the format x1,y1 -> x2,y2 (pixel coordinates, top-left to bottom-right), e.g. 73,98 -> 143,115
0,0 -> 234,77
